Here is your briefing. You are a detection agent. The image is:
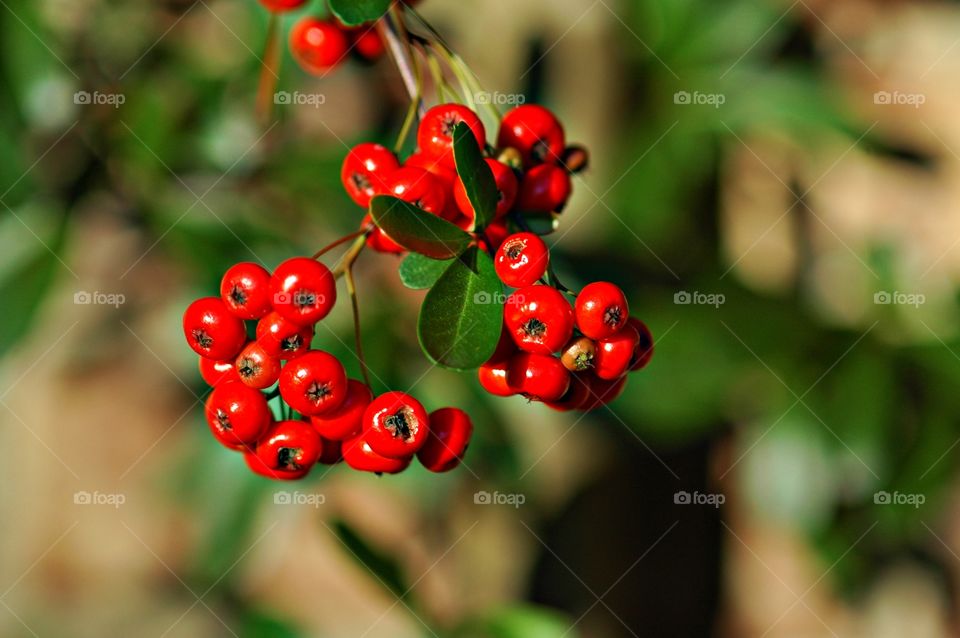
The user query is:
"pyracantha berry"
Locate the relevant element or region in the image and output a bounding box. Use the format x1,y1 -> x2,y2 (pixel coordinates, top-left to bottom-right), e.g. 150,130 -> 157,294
504,285 -> 575,354
383,166 -> 449,217
220,262 -> 272,319
594,322 -> 640,380
453,158 -> 518,221
507,352 -> 571,402
183,297 -> 247,360
418,103 -> 485,169
290,18 -> 350,75
235,341 -> 282,390
269,257 -> 337,327
494,232 -> 549,288
575,281 -> 628,340
517,164 -> 571,213
545,373 -> 592,412
256,311 -> 313,359
342,435 -> 412,474
341,143 -> 400,207
204,381 -> 271,449
279,350 -> 348,416
417,408 -> 473,473
199,356 -> 241,387
362,391 -> 430,458
310,379 -> 373,441
254,419 -> 323,478
497,104 -> 565,167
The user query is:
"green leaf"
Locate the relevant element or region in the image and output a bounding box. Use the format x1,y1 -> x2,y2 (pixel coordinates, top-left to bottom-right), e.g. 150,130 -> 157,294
398,253 -> 453,289
453,121 -> 498,230
417,247 -> 503,370
370,195 -> 472,259
327,0 -> 391,26
331,519 -> 407,599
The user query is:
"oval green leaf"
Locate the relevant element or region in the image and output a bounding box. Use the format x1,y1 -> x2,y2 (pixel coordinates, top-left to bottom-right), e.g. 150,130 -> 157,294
398,253 -> 453,289
370,195 -> 472,259
417,247 -> 503,370
327,0 -> 391,27
453,121 -> 499,231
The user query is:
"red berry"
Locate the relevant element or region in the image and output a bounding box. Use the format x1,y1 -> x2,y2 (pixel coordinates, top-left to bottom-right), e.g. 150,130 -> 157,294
482,220 -> 511,251
494,232 -> 549,288
405,151 -> 458,183
516,164 -> 571,213
417,408 -> 473,473
290,18 -> 350,75
235,341 -> 282,390
581,374 -> 628,410
628,318 -> 654,371
220,262 -> 272,320
545,373 -> 592,412
269,257 -> 337,327
575,282 -> 628,339
594,322 -> 640,380
383,166 -> 448,217
258,0 -> 307,12
504,285 -> 574,354
254,419 -> 323,478
362,391 -> 430,458
453,158 -> 518,221
417,103 -> 485,169
350,27 -> 385,60
317,436 -> 343,465
244,451 -> 307,481
310,379 -> 372,441
497,104 -> 566,166
199,357 -> 241,387
341,143 -> 399,208
256,311 -> 313,359
478,328 -> 516,396
183,297 -> 247,360
279,351 -> 348,416
507,353 -> 570,402
205,381 -> 271,449
342,435 -> 412,474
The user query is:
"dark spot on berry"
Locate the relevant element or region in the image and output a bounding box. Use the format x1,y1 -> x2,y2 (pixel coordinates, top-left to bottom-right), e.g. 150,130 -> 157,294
351,172 -> 372,193
504,238 -> 526,261
532,141 -> 550,163
306,381 -> 331,405
216,408 -> 232,431
574,351 -> 594,371
229,285 -> 247,307
237,357 -> 257,378
192,329 -> 213,349
385,408 -> 416,442
603,306 -> 623,328
282,334 -> 303,352
277,447 -> 303,471
441,115 -> 461,138
521,318 -> 547,340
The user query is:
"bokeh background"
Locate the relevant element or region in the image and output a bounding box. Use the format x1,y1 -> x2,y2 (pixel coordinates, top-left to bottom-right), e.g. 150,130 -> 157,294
3,0 -> 960,635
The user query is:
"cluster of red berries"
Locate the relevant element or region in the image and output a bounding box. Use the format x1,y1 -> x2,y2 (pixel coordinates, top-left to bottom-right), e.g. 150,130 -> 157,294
182,258 -> 472,478
340,103 -> 584,252
482,237 -> 653,410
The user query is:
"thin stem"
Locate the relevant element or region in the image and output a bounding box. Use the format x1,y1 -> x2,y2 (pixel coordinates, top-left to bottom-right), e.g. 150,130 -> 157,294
377,8 -> 426,117
344,263 -> 372,388
255,13 -> 282,126
313,230 -> 365,260
331,233 -> 369,280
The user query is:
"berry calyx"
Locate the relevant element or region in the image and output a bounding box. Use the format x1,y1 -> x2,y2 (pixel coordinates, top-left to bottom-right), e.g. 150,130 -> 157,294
594,322 -> 640,380
269,257 -> 337,327
234,341 -> 282,390
497,104 -> 565,167
453,158 -> 518,222
204,381 -> 272,449
560,336 -> 596,372
279,350 -> 348,416
341,143 -> 400,208
516,164 -> 571,213
183,297 -> 247,360
254,419 -> 323,478
310,379 -> 373,441
575,281 -> 629,339
342,435 -> 412,474
417,103 -> 485,169
504,285 -> 575,354
362,391 -> 429,458
417,408 -> 473,473
507,353 -> 571,402
220,262 -> 272,319
494,232 -> 549,288
290,18 -> 350,75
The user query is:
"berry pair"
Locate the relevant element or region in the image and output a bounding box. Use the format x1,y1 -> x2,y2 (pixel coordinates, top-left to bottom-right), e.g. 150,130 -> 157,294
289,17 -> 384,75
